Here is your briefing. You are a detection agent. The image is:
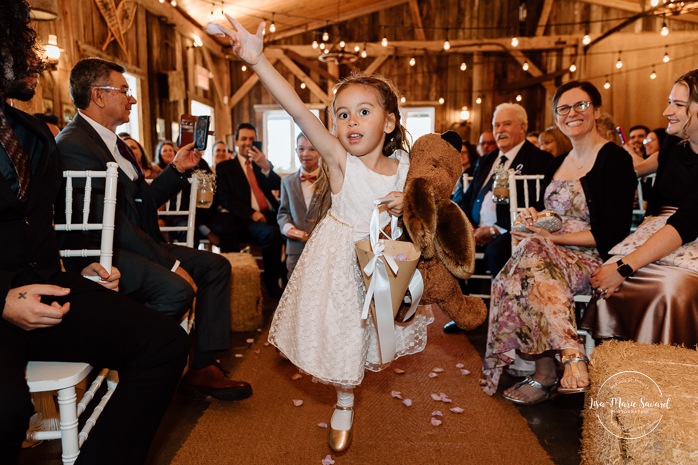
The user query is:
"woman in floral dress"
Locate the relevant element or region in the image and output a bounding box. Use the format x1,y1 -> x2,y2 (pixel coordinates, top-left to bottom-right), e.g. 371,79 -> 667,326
480,81 -> 637,404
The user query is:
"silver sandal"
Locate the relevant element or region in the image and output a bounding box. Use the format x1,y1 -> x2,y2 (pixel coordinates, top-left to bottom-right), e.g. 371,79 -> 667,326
502,376 -> 559,405
558,352 -> 590,394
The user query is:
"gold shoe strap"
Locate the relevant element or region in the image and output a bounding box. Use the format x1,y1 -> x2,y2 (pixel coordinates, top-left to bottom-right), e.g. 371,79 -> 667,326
334,404 -> 354,411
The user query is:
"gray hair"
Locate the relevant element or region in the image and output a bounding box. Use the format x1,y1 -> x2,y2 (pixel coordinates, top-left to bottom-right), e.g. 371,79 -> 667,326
492,103 -> 528,132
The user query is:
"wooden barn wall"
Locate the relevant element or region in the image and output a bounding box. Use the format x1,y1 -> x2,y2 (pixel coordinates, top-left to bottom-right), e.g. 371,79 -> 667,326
24,0 -> 698,153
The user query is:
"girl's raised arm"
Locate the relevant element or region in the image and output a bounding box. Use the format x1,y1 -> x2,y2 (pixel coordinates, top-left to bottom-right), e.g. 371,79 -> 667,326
209,16 -> 345,171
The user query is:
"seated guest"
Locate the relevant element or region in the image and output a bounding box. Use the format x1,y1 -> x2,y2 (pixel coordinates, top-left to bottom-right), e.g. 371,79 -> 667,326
216,123 -> 284,298
56,57 -> 252,401
213,139 -> 232,169
154,140 -> 177,170
596,112 -> 620,144
481,81 -> 636,404
0,3 -> 188,463
538,125 -> 572,157
582,69 -> 698,348
277,133 -> 330,277
119,134 -> 162,179
633,127 -> 667,176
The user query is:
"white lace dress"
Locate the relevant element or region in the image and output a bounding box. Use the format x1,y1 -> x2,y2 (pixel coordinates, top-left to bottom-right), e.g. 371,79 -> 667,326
268,151 -> 433,387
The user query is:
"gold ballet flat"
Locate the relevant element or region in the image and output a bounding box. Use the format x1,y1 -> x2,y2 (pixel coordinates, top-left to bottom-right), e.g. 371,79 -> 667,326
327,404 -> 354,453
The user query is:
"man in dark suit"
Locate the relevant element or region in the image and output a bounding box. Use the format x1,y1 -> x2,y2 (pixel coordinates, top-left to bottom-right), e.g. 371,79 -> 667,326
277,133 -> 329,277
215,123 -> 284,297
0,4 -> 188,463
446,103 -> 552,333
56,58 -> 251,401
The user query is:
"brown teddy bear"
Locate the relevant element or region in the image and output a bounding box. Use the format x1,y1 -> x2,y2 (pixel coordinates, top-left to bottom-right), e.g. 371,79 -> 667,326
403,131 -> 487,330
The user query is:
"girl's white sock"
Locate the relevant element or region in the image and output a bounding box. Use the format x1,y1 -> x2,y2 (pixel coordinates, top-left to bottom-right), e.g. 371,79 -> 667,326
331,387 -> 354,430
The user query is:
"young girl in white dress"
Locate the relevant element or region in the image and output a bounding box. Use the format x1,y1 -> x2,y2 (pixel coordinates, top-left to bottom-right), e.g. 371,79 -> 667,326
209,16 -> 433,453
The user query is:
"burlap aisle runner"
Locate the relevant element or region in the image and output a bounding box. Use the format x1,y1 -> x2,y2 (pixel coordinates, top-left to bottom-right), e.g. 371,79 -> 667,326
171,310 -> 553,465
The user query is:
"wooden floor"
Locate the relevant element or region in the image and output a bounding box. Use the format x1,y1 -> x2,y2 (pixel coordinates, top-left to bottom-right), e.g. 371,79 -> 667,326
19,290 -> 584,465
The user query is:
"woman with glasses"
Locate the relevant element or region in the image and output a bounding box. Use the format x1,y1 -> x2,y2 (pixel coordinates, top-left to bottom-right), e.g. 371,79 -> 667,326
582,69 -> 698,348
480,81 -> 637,404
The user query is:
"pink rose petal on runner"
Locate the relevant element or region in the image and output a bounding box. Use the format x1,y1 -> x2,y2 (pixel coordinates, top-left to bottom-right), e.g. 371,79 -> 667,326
263,342 -> 270,346
403,399 -> 413,407
246,338 -> 254,344
431,418 -> 442,426
431,393 -> 442,401
450,407 -> 465,414
291,373 -> 302,380
292,399 -> 304,407
393,368 -> 405,374
432,367 -> 445,373
254,349 -> 261,354
428,372 -> 438,378
317,422 -> 328,429
455,363 -> 465,369
321,455 -> 335,465
460,369 -> 471,375
234,353 -> 243,358
391,390 -> 403,399
432,410 -> 443,417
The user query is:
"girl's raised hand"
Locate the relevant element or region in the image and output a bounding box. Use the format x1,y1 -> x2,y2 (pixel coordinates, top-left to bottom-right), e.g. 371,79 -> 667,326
206,15 -> 265,66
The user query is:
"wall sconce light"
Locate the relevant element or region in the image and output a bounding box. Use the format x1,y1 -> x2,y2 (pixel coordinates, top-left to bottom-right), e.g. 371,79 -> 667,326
460,106 -> 470,121
45,34 -> 61,64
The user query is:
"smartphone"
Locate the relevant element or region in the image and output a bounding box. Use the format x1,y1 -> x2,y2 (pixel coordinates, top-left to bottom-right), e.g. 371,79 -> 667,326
194,116 -> 211,151
616,126 -> 627,145
251,141 -> 263,152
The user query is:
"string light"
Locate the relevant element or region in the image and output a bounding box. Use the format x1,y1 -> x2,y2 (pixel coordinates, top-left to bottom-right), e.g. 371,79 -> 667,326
322,30 -> 329,42
269,13 -> 276,33
511,36 -> 519,47
312,40 -> 318,49
522,61 -> 529,71
661,20 -> 669,36
438,97 -> 445,105
460,62 -> 467,71
616,52 -> 623,69
300,82 -> 306,89
569,62 -> 577,73
360,49 -> 368,58
460,106 -> 470,121
663,46 -> 670,63
515,94 -> 522,102
319,42 -> 326,50
582,33 -> 591,46
241,64 -> 247,72
443,38 -> 450,51
170,0 -> 176,6
339,40 -> 346,48
381,35 -> 388,47
650,68 -> 657,80
651,0 -> 659,6
400,96 -> 406,104
475,96 -> 482,105
159,0 -> 165,3
603,77 -> 611,90
409,57 -> 416,66
354,45 -> 360,53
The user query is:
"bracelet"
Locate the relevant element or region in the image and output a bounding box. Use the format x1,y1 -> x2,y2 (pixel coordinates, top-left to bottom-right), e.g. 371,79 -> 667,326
170,161 -> 184,174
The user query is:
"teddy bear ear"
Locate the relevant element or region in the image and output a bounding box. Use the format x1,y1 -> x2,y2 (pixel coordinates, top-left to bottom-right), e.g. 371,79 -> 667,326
440,130 -> 462,152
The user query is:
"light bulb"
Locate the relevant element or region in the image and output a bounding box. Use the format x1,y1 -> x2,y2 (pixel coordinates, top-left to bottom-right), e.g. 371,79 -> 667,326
443,39 -> 450,51
569,62 -> 577,73
409,57 -> 416,67
319,42 -> 326,50
45,34 -> 60,62
360,49 -> 368,59
460,106 -> 470,121
616,57 -> 623,69
516,94 -> 522,102
312,40 -> 318,49
511,36 -> 519,47
323,49 -> 329,55
661,22 -> 669,36
339,40 -> 345,48
522,61 -> 529,71
170,0 -> 176,6
159,0 -> 165,3
354,45 -> 360,52
582,34 -> 591,45
241,65 -> 247,72
322,31 -> 329,42
438,97 -> 445,105
460,62 -> 467,71
475,96 -> 482,105
300,82 -> 306,89
400,96 -> 406,104
269,21 -> 276,33
663,52 -> 670,63
650,69 -> 657,80
604,80 -> 611,90
651,0 -> 659,6
381,36 -> 388,47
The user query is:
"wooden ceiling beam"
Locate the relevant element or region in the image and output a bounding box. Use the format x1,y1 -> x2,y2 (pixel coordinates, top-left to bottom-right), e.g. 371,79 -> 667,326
228,57 -> 279,109
507,49 -> 557,94
276,54 -> 332,105
536,0 -> 555,36
201,47 -> 228,109
577,0 -> 698,24
280,49 -> 338,83
408,0 -> 426,41
364,55 -> 390,75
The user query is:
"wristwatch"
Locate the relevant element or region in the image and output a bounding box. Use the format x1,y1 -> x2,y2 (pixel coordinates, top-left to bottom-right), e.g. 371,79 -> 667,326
616,259 -> 634,278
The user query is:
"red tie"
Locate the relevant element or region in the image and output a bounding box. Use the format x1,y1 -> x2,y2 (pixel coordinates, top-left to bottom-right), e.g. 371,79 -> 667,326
0,109 -> 30,199
300,173 -> 318,183
245,159 -> 269,211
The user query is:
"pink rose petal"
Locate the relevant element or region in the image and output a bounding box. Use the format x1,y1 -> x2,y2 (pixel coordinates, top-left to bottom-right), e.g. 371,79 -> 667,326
428,372 -> 438,378
246,338 -> 254,344
450,407 -> 465,414
254,349 -> 261,354
263,342 -> 271,346
393,368 -> 406,374
432,410 -> 443,417
455,363 -> 465,369
256,328 -> 263,332
431,393 -> 442,401
391,390 -> 403,399
291,373 -> 302,380
403,398 -> 413,407
292,399 -> 304,407
432,367 -> 445,373
460,369 -> 471,375
317,422 -> 328,428
431,417 -> 442,426
321,455 -> 335,465
234,353 -> 243,358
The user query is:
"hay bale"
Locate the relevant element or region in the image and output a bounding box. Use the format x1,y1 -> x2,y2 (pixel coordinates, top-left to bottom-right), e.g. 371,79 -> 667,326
221,252 -> 263,332
582,340 -> 698,465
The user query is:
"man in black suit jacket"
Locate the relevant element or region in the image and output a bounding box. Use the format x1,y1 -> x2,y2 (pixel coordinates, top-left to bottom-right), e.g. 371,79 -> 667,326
215,123 -> 284,297
447,104 -> 552,333
56,58 -> 251,402
0,5 -> 188,463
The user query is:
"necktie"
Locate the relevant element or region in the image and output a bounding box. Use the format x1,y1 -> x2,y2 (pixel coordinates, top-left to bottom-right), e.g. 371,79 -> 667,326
0,109 -> 30,199
116,138 -> 144,180
245,159 -> 270,211
300,173 -> 318,183
471,155 -> 507,225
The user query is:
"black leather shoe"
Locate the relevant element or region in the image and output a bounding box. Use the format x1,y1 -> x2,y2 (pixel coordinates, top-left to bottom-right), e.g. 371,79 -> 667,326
443,321 -> 466,334
180,364 -> 253,401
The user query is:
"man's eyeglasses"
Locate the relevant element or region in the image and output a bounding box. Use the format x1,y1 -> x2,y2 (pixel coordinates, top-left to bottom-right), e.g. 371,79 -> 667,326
554,101 -> 591,116
643,137 -> 656,145
93,86 -> 133,98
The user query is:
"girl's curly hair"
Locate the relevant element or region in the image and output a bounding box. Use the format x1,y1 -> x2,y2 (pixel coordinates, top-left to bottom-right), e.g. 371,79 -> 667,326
0,0 -> 44,95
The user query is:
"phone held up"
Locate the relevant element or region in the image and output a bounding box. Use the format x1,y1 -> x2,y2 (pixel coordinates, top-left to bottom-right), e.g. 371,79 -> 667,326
251,141 -> 263,152
179,114 -> 212,151
616,126 -> 627,145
